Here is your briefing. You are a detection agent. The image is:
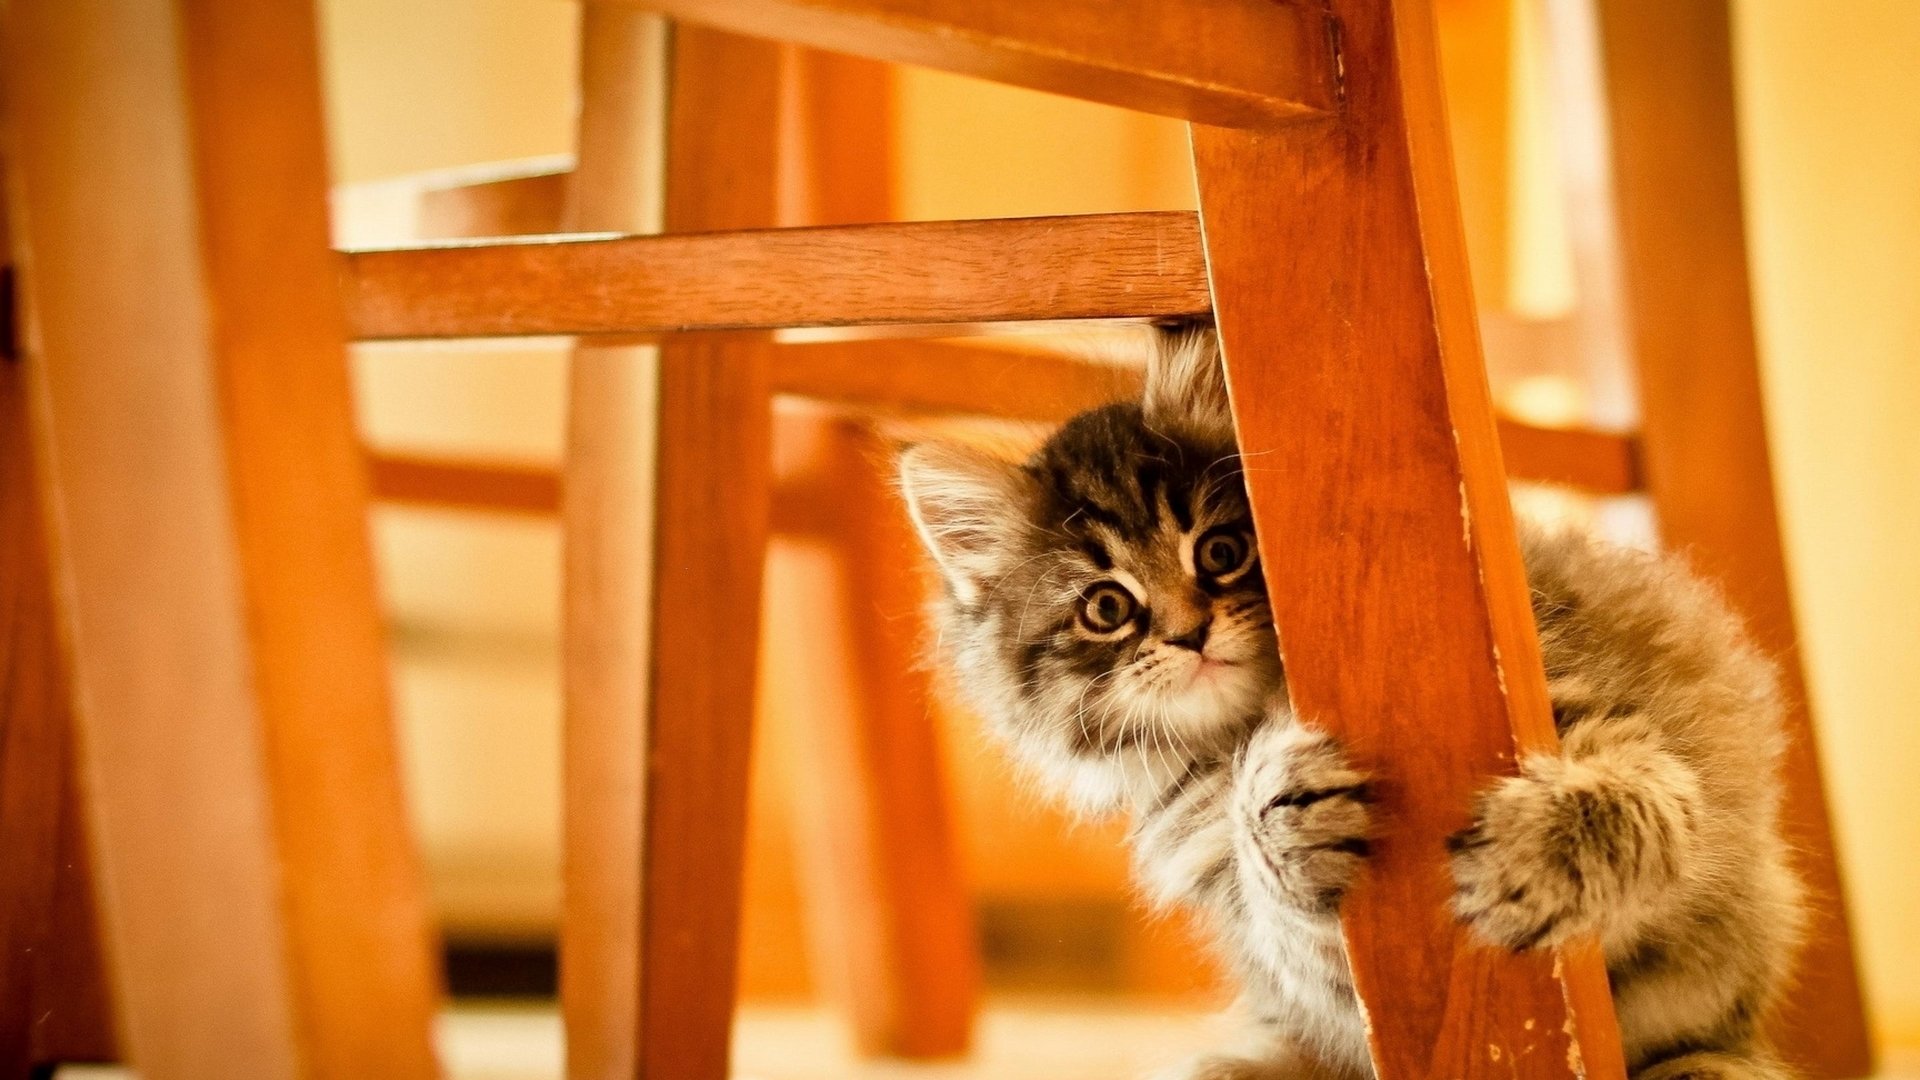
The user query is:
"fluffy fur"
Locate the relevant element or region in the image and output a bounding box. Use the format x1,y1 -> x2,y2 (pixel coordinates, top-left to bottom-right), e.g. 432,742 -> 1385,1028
897,327 -> 1806,1080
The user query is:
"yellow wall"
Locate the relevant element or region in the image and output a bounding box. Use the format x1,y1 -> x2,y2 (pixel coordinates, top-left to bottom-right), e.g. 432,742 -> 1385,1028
320,0 -> 577,184
1733,0 -> 1920,1044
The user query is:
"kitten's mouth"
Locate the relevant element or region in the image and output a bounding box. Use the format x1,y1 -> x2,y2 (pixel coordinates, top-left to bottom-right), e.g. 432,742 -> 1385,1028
1187,655 -> 1238,682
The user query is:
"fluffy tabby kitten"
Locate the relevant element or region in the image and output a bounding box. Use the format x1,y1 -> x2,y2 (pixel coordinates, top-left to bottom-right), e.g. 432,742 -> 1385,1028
897,327 -> 1805,1080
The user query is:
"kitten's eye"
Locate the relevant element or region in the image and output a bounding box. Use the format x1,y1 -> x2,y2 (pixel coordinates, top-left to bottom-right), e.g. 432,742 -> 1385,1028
1195,527 -> 1253,578
1077,582 -> 1139,634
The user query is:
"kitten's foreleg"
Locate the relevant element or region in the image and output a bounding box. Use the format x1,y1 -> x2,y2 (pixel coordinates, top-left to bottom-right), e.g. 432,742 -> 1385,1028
1449,716 -> 1701,951
1233,721 -> 1375,914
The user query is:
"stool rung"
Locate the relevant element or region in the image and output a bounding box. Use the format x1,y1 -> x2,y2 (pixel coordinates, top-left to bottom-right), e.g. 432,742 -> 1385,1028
607,0 -> 1337,128
365,454 -> 561,516
360,337 -> 1644,510
364,412 -> 1642,523
339,211 -> 1211,341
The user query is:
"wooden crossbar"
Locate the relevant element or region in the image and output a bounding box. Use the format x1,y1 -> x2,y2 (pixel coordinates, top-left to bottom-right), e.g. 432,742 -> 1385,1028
339,211 -> 1211,340
361,338 -> 1642,518
366,455 -> 562,516
365,415 -> 1640,521
602,0 -> 1338,128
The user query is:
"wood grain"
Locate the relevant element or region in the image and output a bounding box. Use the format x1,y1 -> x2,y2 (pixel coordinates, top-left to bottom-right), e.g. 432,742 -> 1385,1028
420,168 -> 570,240
345,206 -> 1641,407
636,26 -> 782,1080
558,11 -> 669,1080
369,452 -> 563,516
176,3 -> 446,1073
603,0 -> 1335,129
559,17 -> 782,1080
339,211 -> 1212,340
4,2 -> 442,1076
362,337 -> 1639,521
0,167 -> 55,1080
1497,416 -> 1640,494
776,413 -> 981,1056
1191,0 -> 1623,1078
1586,2 -> 1873,1073
7,5 -> 312,1077
2,186 -> 118,1071
0,331 -> 114,1074
773,340 -> 1138,423
381,158 -> 1637,500
778,47 -> 979,1057
776,339 -> 1641,494
27,768 -> 117,1068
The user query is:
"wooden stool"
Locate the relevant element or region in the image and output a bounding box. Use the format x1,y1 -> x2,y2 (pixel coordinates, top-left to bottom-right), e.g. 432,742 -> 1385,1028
0,2 -> 1870,1080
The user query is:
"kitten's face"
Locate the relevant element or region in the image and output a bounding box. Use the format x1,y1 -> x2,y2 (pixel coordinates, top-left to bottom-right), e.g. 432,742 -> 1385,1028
1001,404 -> 1278,752
900,331 -> 1281,808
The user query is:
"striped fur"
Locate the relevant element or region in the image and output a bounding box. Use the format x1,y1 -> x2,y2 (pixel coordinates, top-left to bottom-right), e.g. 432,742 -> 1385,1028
898,328 -> 1805,1080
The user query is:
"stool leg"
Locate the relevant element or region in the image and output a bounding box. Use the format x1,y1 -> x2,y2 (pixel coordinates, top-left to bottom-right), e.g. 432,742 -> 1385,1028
0,353 -> 61,1078
560,17 -> 780,1080
3,3 -> 441,1077
558,14 -> 667,1076
27,765 -> 117,1071
776,414 -> 981,1058
1,346 -> 115,1076
1189,2 -> 1623,1079
1583,3 -> 1874,1074
778,48 -> 981,1059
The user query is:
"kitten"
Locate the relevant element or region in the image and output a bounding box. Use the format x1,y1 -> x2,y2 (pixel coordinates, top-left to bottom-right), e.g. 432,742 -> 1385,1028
897,327 -> 1805,1080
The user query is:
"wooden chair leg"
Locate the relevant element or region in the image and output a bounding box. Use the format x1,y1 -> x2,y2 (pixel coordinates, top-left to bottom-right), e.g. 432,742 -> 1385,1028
1190,2 -> 1623,1079
776,414 -> 981,1058
560,16 -> 779,1080
26,769 -> 117,1071
559,13 -> 668,1077
3,159 -> 118,1080
1,351 -> 112,1076
3,3 -> 441,1077
3,343 -> 118,1080
1583,3 -> 1874,1074
777,48 -> 981,1058
0,353 -> 60,1078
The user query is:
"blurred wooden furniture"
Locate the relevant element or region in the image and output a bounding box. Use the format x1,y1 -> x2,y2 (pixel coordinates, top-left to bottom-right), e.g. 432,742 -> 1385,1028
348,0 -> 1633,1073
367,4 -> 1870,1080
357,2 -> 1640,1080
1538,3 -> 1873,1071
1,281 -> 118,1075
552,23 -> 981,1070
375,33 -> 1631,1071
0,2 -> 1872,1080
2,3 -> 442,1079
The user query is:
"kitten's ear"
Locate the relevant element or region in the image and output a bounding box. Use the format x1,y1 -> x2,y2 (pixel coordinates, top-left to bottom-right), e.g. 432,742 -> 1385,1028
1142,323 -> 1236,443
897,441 -> 1026,605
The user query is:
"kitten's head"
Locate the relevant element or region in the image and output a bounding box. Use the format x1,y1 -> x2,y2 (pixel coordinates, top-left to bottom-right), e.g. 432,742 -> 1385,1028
898,328 -> 1279,811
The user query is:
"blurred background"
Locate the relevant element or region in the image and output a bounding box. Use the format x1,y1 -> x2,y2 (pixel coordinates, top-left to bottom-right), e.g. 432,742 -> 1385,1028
317,0 -> 1918,1073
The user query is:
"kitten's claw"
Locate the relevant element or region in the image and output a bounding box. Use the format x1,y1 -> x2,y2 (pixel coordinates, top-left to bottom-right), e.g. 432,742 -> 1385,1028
1449,765 -> 1595,951
1236,724 -> 1375,913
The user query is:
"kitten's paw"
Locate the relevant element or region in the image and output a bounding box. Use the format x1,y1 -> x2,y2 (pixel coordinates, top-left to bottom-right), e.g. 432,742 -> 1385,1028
1448,761 -> 1597,951
1236,724 -> 1374,913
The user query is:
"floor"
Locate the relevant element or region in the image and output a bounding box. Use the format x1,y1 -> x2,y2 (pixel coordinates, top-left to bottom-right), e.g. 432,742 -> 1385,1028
54,999 -> 1228,1080
56,1000 -> 1920,1080
437,999 -> 1232,1080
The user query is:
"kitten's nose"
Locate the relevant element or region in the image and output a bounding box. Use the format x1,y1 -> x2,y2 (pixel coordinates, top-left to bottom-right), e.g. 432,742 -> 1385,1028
1165,614 -> 1212,652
